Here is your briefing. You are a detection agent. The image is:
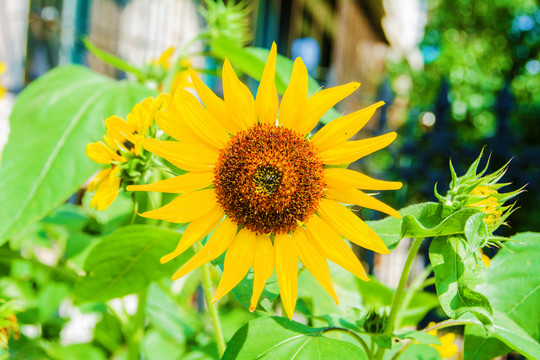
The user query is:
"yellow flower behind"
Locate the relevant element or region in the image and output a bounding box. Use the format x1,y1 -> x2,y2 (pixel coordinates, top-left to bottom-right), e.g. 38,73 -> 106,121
0,315 -> 19,350
86,96 -> 166,211
128,43 -> 402,319
427,322 -> 458,358
0,62 -> 6,99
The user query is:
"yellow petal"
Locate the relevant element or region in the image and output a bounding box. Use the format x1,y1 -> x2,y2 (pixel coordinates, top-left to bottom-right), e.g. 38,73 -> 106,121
98,177 -> 121,211
160,206 -> 225,264
304,214 -> 368,280
295,82 -> 360,136
88,168 -> 112,192
222,58 -> 256,130
127,171 -> 214,193
90,171 -> 121,211
311,101 -> 384,152
105,115 -> 138,152
278,58 -> 308,130
319,132 -> 397,165
274,232 -> 298,320
189,68 -> 241,134
212,228 -> 257,303
171,216 -> 238,280
173,89 -> 230,148
293,228 -> 338,304
155,109 -> 200,144
142,138 -> 217,171
324,168 -> 402,191
325,188 -> 401,219
86,142 -> 125,164
256,43 -> 278,125
140,189 -> 217,223
317,198 -> 389,254
250,234 -> 274,311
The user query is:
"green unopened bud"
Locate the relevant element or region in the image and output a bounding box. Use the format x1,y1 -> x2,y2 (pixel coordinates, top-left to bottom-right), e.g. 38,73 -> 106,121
361,309 -> 388,334
201,0 -> 252,46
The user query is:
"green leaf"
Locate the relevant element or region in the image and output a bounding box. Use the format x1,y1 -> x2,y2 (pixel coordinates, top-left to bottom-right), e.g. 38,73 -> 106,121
372,334 -> 393,349
146,282 -> 200,344
397,330 -> 441,346
210,37 -> 341,124
401,206 -> 480,239
45,343 -> 107,360
141,329 -> 185,360
365,202 -> 448,250
0,65 -> 154,244
231,271 -> 279,311
463,324 -> 511,360
83,38 -> 145,79
469,232 -> 540,359
397,343 -> 442,360
74,225 -> 192,303
429,235 -> 493,327
463,212 -> 488,252
223,317 -> 367,360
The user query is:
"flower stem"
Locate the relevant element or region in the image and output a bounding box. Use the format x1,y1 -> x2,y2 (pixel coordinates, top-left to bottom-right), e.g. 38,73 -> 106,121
375,237 -> 424,360
322,328 -> 374,360
195,241 -> 226,357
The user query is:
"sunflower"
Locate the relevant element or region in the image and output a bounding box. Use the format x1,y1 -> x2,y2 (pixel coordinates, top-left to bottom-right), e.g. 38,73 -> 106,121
128,44 -> 401,319
86,96 -> 166,210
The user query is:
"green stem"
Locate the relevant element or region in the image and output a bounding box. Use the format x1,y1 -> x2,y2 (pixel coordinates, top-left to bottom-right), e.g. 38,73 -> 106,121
375,237 -> 424,360
128,287 -> 148,360
195,242 -> 226,357
394,264 -> 433,329
322,328 -> 374,360
421,277 -> 436,288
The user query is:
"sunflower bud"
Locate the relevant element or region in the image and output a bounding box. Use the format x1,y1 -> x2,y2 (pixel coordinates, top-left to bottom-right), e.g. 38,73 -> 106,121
361,309 -> 389,334
435,150 -> 524,234
200,0 -> 252,47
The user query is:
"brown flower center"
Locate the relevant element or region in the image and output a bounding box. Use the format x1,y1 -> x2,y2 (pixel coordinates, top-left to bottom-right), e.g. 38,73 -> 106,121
213,124 -> 325,234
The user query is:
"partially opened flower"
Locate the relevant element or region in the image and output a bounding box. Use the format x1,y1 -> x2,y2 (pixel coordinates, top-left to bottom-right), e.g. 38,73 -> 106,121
86,96 -> 167,210
128,43 -> 401,318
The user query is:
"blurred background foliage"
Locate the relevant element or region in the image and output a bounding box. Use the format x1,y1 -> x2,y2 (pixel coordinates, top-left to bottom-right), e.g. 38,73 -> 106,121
384,0 -> 539,236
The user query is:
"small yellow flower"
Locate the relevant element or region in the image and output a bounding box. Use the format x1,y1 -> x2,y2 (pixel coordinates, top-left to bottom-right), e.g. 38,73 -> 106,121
128,43 -> 402,318
427,322 -> 458,358
0,315 -> 19,350
171,59 -> 193,93
153,47 -> 175,70
0,62 -> 6,99
86,96 -> 167,211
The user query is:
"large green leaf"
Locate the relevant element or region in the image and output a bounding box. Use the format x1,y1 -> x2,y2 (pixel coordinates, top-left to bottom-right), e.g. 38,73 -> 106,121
464,324 -> 511,360
0,65 -> 154,244
210,37 -> 341,124
74,225 -> 193,303
464,232 -> 540,359
222,317 -> 367,360
429,235 -> 493,327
